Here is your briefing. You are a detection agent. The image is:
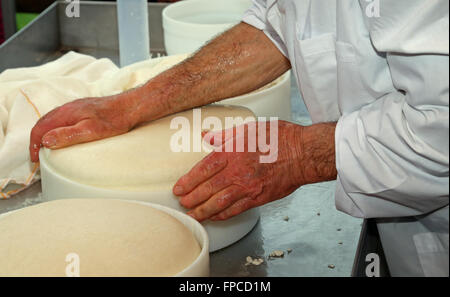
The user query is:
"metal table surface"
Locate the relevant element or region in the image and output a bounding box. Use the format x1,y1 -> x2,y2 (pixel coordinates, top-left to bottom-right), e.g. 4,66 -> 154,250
0,76 -> 363,277
0,1 -> 363,276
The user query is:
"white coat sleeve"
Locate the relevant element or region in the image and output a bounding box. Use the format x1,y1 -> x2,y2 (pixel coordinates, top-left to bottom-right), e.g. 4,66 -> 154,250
242,0 -> 289,57
335,0 -> 449,218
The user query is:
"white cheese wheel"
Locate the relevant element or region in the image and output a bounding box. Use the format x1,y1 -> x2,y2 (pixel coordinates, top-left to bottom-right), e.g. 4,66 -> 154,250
0,199 -> 201,276
43,105 -> 255,191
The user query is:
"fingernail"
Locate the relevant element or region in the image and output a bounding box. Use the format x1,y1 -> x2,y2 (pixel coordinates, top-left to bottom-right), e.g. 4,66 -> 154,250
42,135 -> 56,148
173,185 -> 184,195
31,152 -> 38,163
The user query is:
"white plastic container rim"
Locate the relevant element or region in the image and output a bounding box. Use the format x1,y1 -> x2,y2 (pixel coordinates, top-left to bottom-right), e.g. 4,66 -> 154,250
129,200 -> 210,277
162,0 -> 253,39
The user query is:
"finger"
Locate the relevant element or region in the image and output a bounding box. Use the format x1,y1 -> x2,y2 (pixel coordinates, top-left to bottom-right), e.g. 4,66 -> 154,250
29,106 -> 78,162
173,153 -> 227,196
41,119 -> 109,149
210,196 -> 260,221
179,172 -> 232,209
187,186 -> 246,222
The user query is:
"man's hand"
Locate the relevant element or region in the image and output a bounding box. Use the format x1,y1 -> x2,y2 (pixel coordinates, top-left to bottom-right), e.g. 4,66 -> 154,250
173,121 -> 337,222
29,95 -> 141,162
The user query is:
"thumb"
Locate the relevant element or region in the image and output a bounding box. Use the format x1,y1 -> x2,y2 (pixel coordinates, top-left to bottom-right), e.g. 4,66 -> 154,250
42,119 -> 110,149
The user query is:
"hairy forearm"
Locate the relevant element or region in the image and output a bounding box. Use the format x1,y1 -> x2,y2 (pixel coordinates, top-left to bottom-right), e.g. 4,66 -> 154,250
122,22 -> 291,125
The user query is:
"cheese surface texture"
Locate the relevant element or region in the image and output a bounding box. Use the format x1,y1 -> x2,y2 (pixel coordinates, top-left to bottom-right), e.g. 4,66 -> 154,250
0,199 -> 201,276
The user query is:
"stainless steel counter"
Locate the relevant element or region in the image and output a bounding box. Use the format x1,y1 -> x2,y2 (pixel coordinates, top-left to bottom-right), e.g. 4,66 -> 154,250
210,182 -> 362,276
0,1 -> 363,276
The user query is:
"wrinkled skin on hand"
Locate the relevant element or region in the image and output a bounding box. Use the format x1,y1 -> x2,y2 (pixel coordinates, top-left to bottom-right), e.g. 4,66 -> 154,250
173,121 -> 306,222
29,96 -> 138,162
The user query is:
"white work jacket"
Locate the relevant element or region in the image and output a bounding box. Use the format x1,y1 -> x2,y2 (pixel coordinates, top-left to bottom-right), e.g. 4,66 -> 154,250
243,0 -> 449,276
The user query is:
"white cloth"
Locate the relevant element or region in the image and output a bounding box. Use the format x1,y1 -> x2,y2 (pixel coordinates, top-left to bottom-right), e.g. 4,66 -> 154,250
243,0 -> 449,276
0,52 -> 187,198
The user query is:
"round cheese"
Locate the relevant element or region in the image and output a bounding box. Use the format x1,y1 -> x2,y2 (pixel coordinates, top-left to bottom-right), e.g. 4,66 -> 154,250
0,199 -> 201,276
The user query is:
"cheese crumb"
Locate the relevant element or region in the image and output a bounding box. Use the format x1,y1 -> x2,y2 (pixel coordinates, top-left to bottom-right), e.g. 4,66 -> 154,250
245,256 -> 264,266
269,250 -> 285,258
